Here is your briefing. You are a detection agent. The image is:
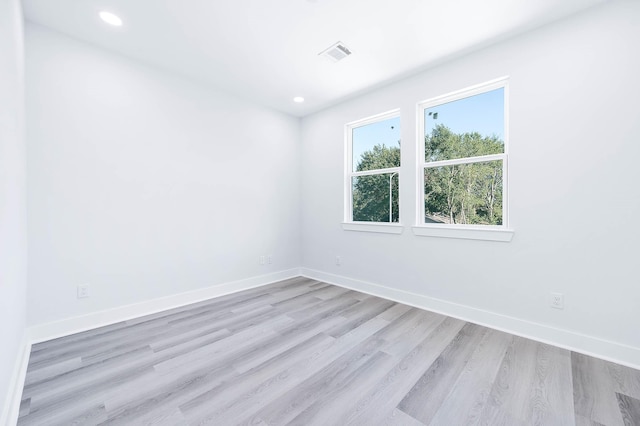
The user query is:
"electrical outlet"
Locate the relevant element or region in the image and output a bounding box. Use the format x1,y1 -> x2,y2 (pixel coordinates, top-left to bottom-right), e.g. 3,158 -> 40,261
267,255 -> 273,264
259,256 -> 265,265
335,256 -> 341,266
77,284 -> 90,299
550,292 -> 564,309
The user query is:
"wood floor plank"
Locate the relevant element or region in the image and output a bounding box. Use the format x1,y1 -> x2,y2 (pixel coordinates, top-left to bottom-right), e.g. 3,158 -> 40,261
18,398 -> 30,419
112,407 -> 188,426
269,293 -> 321,313
26,319 -> 169,370
245,336 -> 390,425
100,355 -> 237,423
531,343 -> 575,425
609,362 -> 640,400
175,333 -> 337,425
377,302 -> 413,322
19,367 -> 157,426
574,414 -> 606,426
573,352 -> 625,426
325,298 -> 396,338
24,346 -> 155,406
285,290 -> 361,320
105,303 -> 346,424
153,314 -> 292,376
616,393 -> 640,426
478,337 -> 575,426
183,317 -> 391,425
307,279 -> 325,288
287,350 -> 397,425
374,308 -> 440,347
149,325 -> 231,353
28,302 -> 236,370
398,322 -> 489,423
100,365 -> 233,424
17,278 -> 640,426
339,317 -> 465,426
30,313 -> 281,414
310,284 -> 354,300
231,314 -> 344,374
380,408 -> 425,426
377,310 -> 446,358
23,357 -> 82,387
478,336 -> 537,425
427,328 -> 513,425
18,404 -> 109,426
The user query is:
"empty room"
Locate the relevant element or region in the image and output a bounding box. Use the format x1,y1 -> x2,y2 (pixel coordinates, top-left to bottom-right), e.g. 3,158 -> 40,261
1,0 -> 639,424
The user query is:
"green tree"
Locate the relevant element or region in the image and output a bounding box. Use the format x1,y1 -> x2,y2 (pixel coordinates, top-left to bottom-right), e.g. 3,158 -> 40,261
352,144 -> 400,222
424,124 -> 503,225
352,125 -> 503,225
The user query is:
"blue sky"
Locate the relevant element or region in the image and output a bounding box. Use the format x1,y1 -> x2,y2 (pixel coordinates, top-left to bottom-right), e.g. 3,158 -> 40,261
351,88 -> 504,170
352,116 -> 401,170
424,88 -> 504,141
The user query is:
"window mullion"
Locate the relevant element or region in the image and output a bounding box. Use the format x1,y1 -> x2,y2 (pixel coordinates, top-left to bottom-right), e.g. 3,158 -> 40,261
422,153 -> 505,169
350,167 -> 401,177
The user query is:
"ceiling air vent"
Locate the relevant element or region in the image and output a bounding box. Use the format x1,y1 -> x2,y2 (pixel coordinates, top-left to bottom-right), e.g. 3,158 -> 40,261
319,41 -> 352,62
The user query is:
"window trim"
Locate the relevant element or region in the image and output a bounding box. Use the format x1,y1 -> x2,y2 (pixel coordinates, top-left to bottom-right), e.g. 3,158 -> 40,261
415,77 -> 514,241
342,222 -> 404,234
344,109 -> 402,230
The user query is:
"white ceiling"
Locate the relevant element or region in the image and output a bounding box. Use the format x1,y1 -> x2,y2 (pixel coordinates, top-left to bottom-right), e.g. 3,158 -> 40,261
22,0 -> 607,116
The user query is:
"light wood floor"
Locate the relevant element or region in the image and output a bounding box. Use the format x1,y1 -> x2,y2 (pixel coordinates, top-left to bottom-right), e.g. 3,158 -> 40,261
17,277 -> 640,425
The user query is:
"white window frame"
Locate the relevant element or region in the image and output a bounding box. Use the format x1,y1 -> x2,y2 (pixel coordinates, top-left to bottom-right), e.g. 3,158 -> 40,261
342,109 -> 403,234
414,77 -> 514,242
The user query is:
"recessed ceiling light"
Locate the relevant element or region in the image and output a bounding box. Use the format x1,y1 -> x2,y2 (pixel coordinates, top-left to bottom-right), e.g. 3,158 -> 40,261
293,97 -> 305,103
99,11 -> 123,27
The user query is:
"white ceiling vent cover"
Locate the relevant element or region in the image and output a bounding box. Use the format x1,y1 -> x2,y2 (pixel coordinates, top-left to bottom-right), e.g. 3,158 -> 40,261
319,41 -> 352,62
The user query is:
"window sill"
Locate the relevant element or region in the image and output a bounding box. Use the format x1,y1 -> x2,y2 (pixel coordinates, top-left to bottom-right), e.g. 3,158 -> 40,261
342,222 -> 404,234
412,225 -> 514,242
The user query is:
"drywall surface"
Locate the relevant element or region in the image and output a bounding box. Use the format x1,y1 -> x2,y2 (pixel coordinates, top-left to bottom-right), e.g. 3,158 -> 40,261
301,1 -> 640,356
0,0 -> 27,417
25,24 -> 301,325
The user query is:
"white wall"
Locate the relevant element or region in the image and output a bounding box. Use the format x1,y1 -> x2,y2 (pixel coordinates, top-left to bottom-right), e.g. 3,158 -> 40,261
0,0 -> 27,418
19,0 -> 640,374
301,0 -> 640,363
26,24 -> 301,326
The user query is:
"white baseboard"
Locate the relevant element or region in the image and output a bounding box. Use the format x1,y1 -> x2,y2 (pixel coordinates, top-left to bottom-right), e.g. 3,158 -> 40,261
28,268 -> 301,344
0,334 -> 31,426
300,267 -> 640,370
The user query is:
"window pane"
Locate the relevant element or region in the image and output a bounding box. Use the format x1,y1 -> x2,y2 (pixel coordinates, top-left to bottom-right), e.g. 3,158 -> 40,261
425,88 -> 504,162
424,160 -> 503,225
352,173 -> 399,222
352,116 -> 400,172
